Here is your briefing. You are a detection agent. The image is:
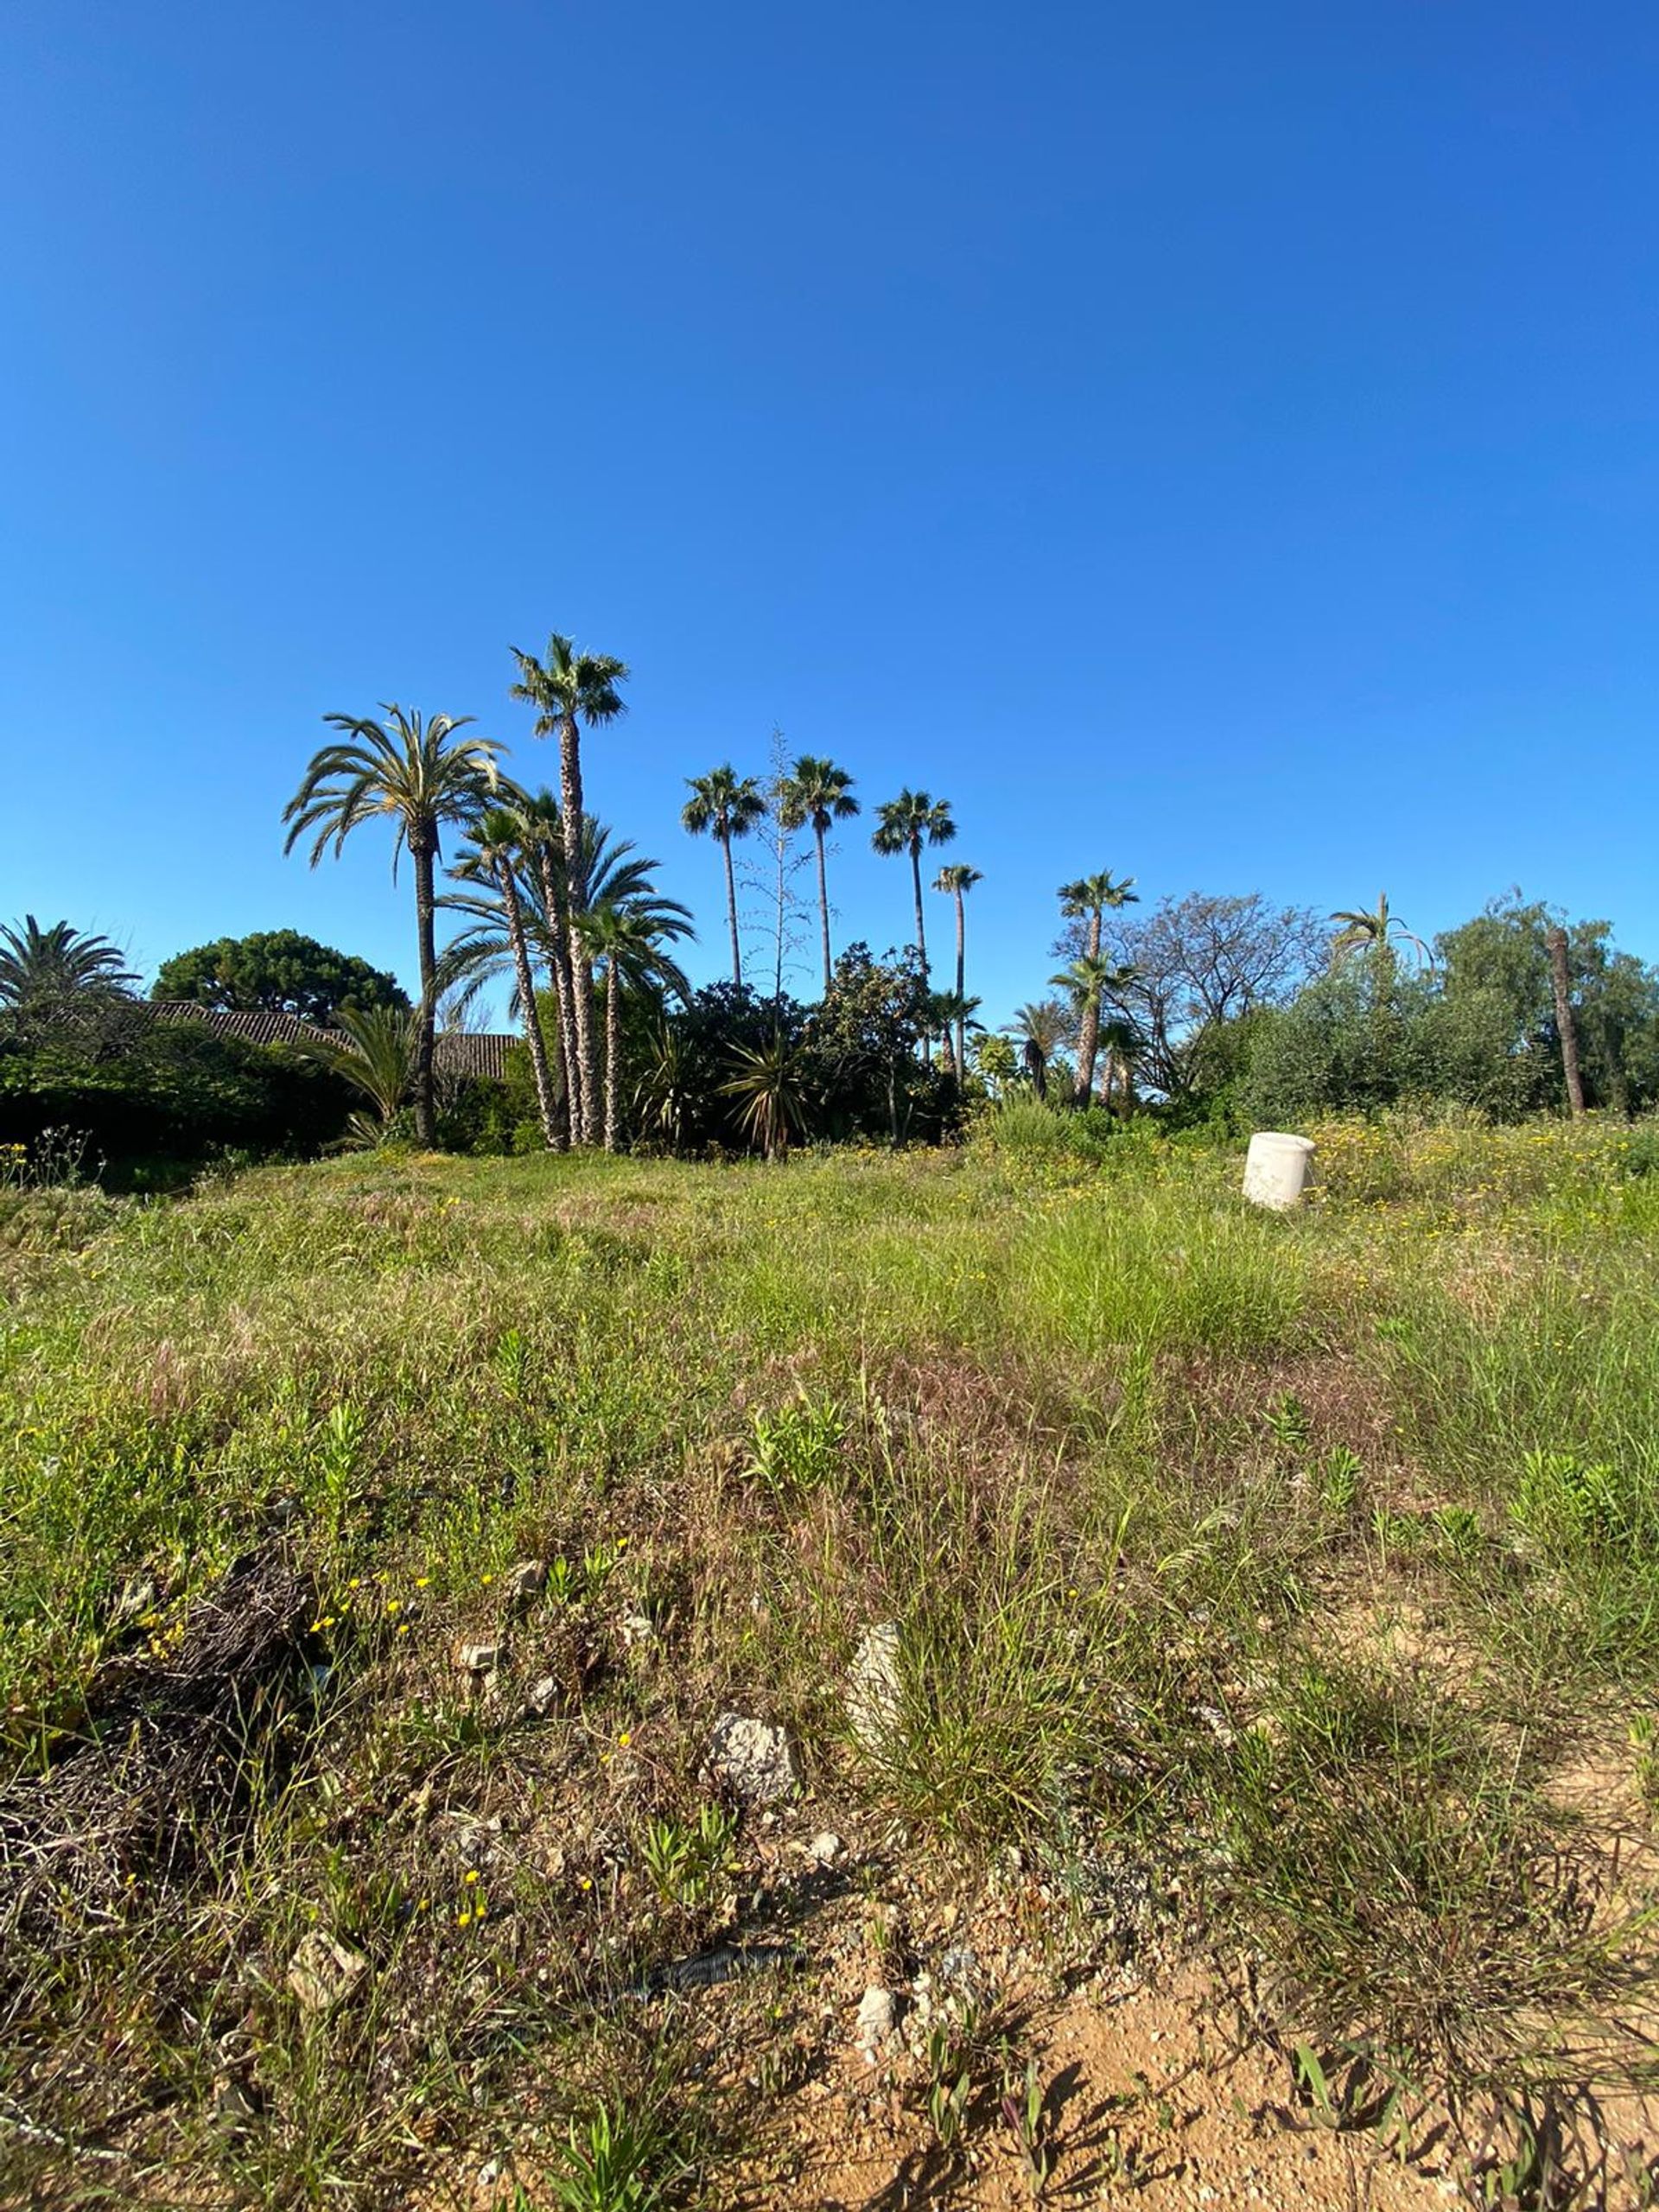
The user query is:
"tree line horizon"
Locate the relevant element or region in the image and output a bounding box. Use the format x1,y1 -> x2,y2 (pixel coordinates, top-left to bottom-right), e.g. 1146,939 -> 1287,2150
5,626 -> 1657,1166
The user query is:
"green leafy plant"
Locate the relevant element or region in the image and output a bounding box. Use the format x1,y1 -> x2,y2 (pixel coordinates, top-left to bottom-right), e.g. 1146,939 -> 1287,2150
1319,1446 -> 1363,1515
923,2006 -> 980,2152
999,2052 -> 1056,2196
637,1804 -> 739,1913
544,2100 -> 689,2212
746,1395 -> 845,1495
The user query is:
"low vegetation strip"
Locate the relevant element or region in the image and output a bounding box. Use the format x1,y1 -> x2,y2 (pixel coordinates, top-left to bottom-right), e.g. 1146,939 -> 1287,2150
2,1116 -> 1658,2207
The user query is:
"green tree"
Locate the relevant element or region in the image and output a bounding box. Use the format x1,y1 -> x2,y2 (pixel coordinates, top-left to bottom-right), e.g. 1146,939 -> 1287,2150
932,863 -> 982,1071
0,917 -> 137,1028
871,791 -> 956,983
1003,999 -> 1071,1099
509,633 -> 630,1142
1050,954 -> 1138,1103
152,930 -> 407,1023
778,755 -> 860,994
300,1003 -> 420,1145
450,803 -> 562,1149
1329,892 -> 1430,992
682,765 -> 767,988
1056,873 -> 1138,1106
721,1032 -> 812,1162
283,705 -> 499,1147
575,897 -> 692,1153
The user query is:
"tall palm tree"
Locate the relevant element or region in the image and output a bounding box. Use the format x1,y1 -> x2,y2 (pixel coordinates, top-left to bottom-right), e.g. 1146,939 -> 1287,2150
1057,873 -> 1139,1108
932,864 -> 982,1071
0,917 -> 137,1021
509,634 -> 629,1141
682,765 -> 767,988
871,791 -> 957,981
1328,893 -> 1430,983
283,707 -> 499,1147
1096,1015 -> 1143,1115
451,801 -> 562,1149
1050,955 -> 1138,1105
513,787 -> 582,1143
778,755 -> 860,994
575,898 -> 692,1153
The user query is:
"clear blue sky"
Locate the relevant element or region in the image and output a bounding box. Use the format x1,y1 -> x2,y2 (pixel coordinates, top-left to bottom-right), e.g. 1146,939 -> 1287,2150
4,1 -> 1656,1024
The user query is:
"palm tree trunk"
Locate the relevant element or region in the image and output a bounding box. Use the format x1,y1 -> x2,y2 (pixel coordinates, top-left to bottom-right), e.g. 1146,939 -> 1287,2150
411,836 -> 439,1147
604,959 -> 620,1153
910,844 -> 928,976
535,846 -> 580,1146
815,823 -> 831,996
954,888 -> 967,1073
1547,925 -> 1586,1117
498,858 -> 557,1148
1074,902 -> 1103,1108
722,830 -> 742,988
559,710 -> 601,1141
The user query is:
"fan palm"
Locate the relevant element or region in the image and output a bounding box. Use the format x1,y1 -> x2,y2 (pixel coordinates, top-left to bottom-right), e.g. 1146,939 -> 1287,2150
509,634 -> 630,1141
283,706 -> 499,1146
778,755 -> 860,994
0,917 -> 137,1022
1003,999 -> 1071,1100
682,766 -> 767,988
1050,954 -> 1139,1108
932,863 -> 982,1071
451,802 -> 562,1148
871,791 -> 956,980
575,897 -> 693,1153
1057,872 -> 1139,1107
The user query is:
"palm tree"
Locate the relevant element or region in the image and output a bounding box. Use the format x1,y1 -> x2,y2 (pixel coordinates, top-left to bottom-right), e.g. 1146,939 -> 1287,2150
926,989 -> 982,1077
871,791 -> 957,980
721,1033 -> 811,1162
1051,955 -> 1139,1108
509,634 -> 629,1141
1057,873 -> 1139,1108
1096,1015 -> 1143,1116
1328,893 -> 1430,980
283,707 -> 499,1147
451,801 -> 561,1149
1003,999 -> 1071,1100
682,765 -> 767,988
302,1002 -> 419,1146
575,897 -> 693,1153
778,756 -> 860,994
0,917 -> 137,1022
513,787 -> 582,1142
932,864 -> 982,1071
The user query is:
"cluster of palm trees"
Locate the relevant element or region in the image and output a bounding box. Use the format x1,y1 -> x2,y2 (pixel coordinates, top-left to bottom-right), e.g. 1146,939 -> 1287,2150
283,637 -> 698,1152
283,632 -> 1004,1153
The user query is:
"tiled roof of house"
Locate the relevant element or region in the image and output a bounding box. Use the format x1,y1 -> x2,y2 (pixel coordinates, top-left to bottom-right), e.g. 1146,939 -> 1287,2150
145,1001 -> 518,1079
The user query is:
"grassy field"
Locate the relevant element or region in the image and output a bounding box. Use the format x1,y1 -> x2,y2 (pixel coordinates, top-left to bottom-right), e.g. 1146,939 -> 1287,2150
3,1116 -> 1659,2209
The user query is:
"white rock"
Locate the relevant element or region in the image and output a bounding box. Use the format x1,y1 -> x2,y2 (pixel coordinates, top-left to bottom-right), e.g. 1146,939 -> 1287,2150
620,1611 -> 657,1649
808,1830 -> 844,1866
524,1674 -> 562,1716
706,1712 -> 798,1803
855,1985 -> 897,2055
456,1641 -> 502,1674
847,1622 -> 903,1751
505,1560 -> 547,1604
287,1931 -> 366,2014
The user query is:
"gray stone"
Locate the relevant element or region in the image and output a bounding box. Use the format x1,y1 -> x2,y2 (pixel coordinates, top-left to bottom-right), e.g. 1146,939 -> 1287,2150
854,1985 -> 897,2055
808,1829 -> 844,1866
847,1622 -> 903,1752
706,1711 -> 798,1803
456,1641 -> 502,1674
287,1931 -> 366,2014
505,1560 -> 547,1607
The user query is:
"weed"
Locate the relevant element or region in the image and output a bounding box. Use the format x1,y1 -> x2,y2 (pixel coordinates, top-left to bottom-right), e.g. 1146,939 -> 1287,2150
745,1394 -> 845,1496
637,1804 -> 739,1914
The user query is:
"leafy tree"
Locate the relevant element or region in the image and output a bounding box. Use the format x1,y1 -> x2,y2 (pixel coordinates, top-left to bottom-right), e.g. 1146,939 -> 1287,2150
779,755 -> 860,994
1058,890 -> 1327,1104
932,863 -> 983,1072
283,705 -> 499,1147
809,943 -> 944,1143
0,917 -> 137,1030
151,931 -> 407,1023
682,765 -> 767,988
509,633 -> 629,1142
871,791 -> 956,983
